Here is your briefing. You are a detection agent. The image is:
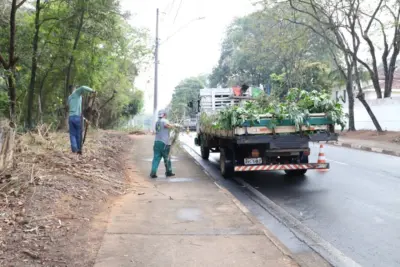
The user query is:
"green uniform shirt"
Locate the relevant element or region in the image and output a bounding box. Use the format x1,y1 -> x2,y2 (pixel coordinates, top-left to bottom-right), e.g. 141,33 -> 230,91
68,86 -> 94,117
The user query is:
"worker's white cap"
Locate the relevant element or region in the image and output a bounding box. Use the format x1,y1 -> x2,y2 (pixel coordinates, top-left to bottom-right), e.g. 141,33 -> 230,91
158,109 -> 167,118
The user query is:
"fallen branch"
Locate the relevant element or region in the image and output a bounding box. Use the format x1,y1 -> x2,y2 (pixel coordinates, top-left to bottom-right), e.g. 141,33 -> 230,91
22,250 -> 39,259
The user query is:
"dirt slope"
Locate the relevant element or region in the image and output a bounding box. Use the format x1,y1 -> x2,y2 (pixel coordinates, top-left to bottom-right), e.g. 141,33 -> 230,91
0,130 -> 133,267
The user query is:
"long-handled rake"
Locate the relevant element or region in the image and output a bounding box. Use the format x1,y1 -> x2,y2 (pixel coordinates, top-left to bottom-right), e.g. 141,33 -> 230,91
80,93 -> 96,154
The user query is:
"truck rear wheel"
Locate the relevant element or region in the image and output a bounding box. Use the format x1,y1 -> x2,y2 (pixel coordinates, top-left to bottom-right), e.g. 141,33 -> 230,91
220,148 -> 234,179
284,154 -> 308,177
200,144 -> 210,160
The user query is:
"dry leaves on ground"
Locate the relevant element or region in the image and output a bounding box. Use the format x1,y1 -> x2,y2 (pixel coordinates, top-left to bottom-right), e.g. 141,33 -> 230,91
0,129 -> 133,267
340,130 -> 400,144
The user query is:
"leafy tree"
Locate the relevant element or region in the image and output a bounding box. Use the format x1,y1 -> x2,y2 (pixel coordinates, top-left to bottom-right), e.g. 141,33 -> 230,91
286,0 -> 400,99
0,0 -> 29,125
209,7 -> 338,93
282,0 -> 385,131
122,90 -> 144,118
170,75 -> 207,119
0,0 -> 151,130
270,61 -> 333,98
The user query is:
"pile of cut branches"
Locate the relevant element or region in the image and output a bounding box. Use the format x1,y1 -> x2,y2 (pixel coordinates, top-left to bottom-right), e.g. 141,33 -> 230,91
0,129 -> 131,266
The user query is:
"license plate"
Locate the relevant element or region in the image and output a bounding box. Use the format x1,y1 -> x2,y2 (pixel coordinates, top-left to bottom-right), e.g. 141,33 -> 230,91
244,157 -> 262,165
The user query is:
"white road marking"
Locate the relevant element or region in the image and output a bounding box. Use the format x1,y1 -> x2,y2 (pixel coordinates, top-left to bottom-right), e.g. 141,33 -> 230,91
326,158 -> 349,166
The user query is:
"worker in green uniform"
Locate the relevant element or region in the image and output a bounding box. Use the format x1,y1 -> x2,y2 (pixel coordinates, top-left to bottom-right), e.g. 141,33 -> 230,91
67,85 -> 96,154
150,109 -> 177,178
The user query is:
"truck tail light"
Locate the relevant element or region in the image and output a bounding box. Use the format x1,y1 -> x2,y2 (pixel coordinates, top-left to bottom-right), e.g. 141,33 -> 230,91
303,150 -> 310,156
251,149 -> 260,157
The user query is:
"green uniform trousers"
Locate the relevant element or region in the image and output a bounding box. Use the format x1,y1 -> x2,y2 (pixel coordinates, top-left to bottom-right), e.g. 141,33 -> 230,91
150,141 -> 172,176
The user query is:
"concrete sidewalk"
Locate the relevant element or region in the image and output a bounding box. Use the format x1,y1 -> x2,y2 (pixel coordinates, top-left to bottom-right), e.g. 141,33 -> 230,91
94,135 -> 299,267
331,137 -> 400,157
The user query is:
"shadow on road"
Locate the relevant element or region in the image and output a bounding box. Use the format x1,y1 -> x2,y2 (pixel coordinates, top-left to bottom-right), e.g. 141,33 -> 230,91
237,171 -> 332,202
238,171 -> 309,189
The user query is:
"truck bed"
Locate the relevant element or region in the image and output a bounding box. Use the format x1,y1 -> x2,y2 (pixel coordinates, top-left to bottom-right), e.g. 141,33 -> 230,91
200,113 -> 336,139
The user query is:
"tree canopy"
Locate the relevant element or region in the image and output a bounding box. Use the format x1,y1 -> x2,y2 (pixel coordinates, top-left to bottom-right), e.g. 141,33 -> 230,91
169,75 -> 208,119
0,0 -> 151,130
209,7 -> 338,96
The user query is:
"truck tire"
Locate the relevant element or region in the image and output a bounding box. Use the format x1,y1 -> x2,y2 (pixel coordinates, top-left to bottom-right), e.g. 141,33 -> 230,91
200,144 -> 210,160
220,148 -> 234,179
284,155 -> 308,177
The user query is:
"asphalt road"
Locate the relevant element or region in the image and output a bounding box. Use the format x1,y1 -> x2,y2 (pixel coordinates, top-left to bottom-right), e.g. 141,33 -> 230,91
181,133 -> 400,267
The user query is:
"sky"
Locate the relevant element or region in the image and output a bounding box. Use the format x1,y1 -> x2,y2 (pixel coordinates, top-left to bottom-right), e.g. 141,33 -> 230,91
120,0 -> 258,114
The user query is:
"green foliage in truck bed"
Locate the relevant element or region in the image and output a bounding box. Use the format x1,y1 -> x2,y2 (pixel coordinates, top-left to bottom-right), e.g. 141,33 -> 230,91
200,88 -> 347,130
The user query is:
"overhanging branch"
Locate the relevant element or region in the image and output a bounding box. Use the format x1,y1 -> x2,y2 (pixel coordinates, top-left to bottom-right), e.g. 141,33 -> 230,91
16,0 -> 28,9
0,54 -> 7,68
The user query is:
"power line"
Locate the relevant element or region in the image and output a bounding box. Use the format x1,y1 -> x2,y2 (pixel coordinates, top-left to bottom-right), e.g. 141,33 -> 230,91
168,0 -> 176,14
160,16 -> 205,45
173,0 -> 183,23
163,0 -> 175,15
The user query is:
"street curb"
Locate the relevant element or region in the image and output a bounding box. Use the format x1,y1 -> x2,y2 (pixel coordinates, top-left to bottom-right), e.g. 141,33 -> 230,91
235,177 -> 362,267
327,141 -> 400,157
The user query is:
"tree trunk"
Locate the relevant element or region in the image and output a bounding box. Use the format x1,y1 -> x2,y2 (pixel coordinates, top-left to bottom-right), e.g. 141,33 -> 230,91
357,92 -> 383,132
61,6 -> 85,129
384,71 -> 391,98
37,95 -> 42,124
385,69 -> 393,98
95,113 -> 100,128
38,83 -> 44,123
384,47 -> 399,98
353,56 -> 383,132
347,83 -> 356,131
345,59 -> 356,131
0,0 -> 27,171
27,0 -> 41,129
0,123 -> 16,171
367,69 -> 382,99
7,1 -> 18,127
7,73 -> 17,126
65,7 -> 85,95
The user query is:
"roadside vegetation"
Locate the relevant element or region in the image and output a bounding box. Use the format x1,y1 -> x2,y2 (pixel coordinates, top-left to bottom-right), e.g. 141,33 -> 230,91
171,0 -> 400,133
0,0 -> 151,264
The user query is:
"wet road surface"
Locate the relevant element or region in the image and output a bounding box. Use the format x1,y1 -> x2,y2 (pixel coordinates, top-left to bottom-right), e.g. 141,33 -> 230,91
181,134 -> 400,267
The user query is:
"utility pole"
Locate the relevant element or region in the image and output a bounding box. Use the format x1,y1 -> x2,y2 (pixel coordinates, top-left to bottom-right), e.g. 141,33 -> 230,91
153,8 -> 159,129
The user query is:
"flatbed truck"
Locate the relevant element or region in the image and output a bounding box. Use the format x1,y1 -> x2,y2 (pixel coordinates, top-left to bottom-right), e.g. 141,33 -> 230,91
192,88 -> 338,178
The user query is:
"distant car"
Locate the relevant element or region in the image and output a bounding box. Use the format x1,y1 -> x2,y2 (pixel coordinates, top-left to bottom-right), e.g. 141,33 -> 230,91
183,118 -> 197,131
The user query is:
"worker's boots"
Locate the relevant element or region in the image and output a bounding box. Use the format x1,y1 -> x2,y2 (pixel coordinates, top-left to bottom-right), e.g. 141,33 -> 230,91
149,173 -> 174,179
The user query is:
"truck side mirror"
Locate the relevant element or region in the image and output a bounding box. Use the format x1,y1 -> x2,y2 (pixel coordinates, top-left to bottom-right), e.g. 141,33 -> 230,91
197,100 -> 200,111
